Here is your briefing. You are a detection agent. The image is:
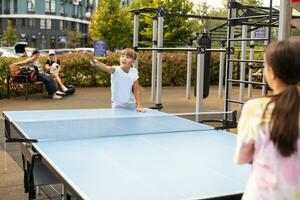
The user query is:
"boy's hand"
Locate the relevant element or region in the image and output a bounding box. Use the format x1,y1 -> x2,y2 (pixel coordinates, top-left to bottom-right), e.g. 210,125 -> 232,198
136,107 -> 145,112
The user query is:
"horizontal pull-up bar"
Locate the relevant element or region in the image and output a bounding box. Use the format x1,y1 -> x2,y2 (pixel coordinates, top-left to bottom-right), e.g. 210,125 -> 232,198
167,13 -> 227,20
226,99 -> 245,105
227,79 -> 266,86
228,14 -> 279,21
135,47 -> 227,53
229,59 -> 264,63
229,38 -> 268,41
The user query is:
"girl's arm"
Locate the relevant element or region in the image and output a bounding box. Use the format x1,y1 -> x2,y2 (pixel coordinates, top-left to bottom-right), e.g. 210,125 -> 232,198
133,80 -> 145,112
45,62 -> 51,71
234,101 -> 256,164
91,59 -> 115,74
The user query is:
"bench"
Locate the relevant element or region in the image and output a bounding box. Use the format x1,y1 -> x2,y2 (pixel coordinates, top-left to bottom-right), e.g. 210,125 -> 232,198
6,64 -> 44,100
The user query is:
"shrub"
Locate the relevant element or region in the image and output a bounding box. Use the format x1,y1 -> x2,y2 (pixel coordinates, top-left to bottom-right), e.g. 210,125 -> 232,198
0,51 -> 264,99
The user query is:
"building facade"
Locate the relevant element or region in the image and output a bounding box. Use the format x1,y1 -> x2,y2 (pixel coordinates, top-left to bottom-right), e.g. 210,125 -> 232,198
120,0 -> 134,7
0,0 -> 96,49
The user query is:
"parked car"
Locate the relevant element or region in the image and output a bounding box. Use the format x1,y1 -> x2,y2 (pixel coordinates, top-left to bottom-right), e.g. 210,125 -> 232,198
0,48 -> 19,57
39,48 -> 77,56
0,42 -> 29,57
75,47 -> 94,53
39,49 -> 50,56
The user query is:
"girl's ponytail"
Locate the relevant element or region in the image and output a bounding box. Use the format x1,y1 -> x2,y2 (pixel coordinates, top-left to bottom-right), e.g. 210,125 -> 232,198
267,85 -> 299,157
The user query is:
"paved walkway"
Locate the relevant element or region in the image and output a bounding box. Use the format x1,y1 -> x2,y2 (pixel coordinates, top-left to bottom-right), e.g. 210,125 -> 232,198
0,86 -> 262,199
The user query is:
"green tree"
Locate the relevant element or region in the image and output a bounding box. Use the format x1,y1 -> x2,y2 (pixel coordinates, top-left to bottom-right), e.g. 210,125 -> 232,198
193,2 -> 227,47
64,31 -> 84,48
2,20 -> 18,46
243,0 -> 263,5
129,0 -> 160,46
89,0 -> 132,51
129,0 -> 200,47
161,0 -> 200,46
194,2 -> 227,32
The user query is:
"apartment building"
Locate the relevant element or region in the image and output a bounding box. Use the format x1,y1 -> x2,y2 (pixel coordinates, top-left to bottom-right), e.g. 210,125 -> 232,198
0,0 -> 96,49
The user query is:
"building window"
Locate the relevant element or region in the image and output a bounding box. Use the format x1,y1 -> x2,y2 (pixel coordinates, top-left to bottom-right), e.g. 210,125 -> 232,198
78,7 -> 82,18
45,0 -> 55,13
45,0 -> 50,12
11,19 -> 16,28
60,3 -> 65,15
82,24 -> 88,33
71,22 -> 76,31
76,23 -> 79,32
31,35 -> 37,48
64,21 -> 68,29
4,0 -> 10,14
41,35 -> 47,49
121,0 -> 132,7
14,0 -> 17,13
72,5 -> 78,18
21,18 -> 26,28
27,0 -> 35,12
41,19 -> 51,29
28,18 -> 35,29
59,20 -> 64,30
0,0 -> 2,14
46,19 -> 51,29
40,19 -> 45,29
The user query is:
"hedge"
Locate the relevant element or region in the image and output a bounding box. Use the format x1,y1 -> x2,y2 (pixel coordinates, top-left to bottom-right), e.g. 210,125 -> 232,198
0,51 -> 264,99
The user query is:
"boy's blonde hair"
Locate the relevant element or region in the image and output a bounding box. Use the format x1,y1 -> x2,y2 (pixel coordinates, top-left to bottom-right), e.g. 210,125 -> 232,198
121,48 -> 137,60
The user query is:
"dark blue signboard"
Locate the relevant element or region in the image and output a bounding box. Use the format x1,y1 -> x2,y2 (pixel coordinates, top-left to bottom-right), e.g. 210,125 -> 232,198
93,40 -> 107,57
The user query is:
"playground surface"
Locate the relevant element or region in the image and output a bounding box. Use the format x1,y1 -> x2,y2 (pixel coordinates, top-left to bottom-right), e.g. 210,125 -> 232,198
0,86 -> 262,199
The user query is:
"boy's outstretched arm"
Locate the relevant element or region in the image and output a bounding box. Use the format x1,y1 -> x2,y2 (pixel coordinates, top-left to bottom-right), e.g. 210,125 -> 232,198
133,80 -> 145,112
91,59 -> 115,74
14,57 -> 34,67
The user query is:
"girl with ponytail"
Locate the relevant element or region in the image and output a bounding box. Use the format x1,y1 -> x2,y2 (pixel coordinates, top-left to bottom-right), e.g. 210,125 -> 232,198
234,40 -> 300,200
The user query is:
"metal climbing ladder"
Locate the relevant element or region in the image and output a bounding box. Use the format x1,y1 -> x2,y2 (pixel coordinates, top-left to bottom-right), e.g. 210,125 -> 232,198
224,0 -> 279,112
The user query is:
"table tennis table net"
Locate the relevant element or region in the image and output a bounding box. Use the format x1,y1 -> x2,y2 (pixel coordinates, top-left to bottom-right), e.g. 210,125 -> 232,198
13,114 -> 214,142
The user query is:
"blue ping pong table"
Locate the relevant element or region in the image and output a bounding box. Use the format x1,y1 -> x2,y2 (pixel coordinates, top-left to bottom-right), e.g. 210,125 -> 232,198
3,108 -> 250,200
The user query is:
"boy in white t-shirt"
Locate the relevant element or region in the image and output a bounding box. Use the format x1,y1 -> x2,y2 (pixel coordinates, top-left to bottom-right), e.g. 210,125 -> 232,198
91,48 -> 145,112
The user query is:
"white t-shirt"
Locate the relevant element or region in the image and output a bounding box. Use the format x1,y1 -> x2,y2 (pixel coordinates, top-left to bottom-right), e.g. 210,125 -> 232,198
30,60 -> 44,74
111,66 -> 139,108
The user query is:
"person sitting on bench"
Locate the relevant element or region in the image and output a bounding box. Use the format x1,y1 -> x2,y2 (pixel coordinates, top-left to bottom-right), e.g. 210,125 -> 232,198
45,50 -> 68,93
11,50 -> 64,99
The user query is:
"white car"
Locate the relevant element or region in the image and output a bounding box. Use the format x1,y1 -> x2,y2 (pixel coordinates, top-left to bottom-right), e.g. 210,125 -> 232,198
75,47 -> 94,53
0,42 -> 29,57
0,48 -> 19,57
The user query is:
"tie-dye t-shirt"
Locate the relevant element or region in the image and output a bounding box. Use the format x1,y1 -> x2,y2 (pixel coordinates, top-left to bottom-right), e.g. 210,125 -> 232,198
234,97 -> 300,200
